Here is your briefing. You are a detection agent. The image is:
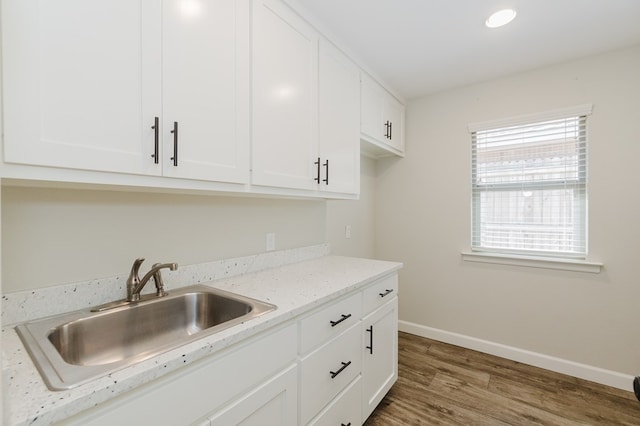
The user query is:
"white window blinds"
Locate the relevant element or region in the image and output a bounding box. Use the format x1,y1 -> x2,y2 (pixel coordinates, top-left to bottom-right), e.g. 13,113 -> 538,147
471,110 -> 589,258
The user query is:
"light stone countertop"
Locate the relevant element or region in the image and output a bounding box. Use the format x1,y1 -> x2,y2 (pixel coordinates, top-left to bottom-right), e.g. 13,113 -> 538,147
2,253 -> 402,426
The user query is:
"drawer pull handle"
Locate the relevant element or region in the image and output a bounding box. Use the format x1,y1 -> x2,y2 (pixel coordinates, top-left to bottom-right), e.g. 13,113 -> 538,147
366,325 -> 373,354
379,289 -> 394,298
342,423 -> 351,426
330,361 -> 351,379
330,313 -> 352,327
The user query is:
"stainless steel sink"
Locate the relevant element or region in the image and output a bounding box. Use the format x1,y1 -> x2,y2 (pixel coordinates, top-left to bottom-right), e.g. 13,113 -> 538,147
15,285 -> 276,390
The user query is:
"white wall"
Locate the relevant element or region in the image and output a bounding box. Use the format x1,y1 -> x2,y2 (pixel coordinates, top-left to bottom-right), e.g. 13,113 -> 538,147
375,45 -> 640,376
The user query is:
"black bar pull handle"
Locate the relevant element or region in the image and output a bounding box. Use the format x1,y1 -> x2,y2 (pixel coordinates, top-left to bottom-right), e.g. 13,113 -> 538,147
322,159 -> 329,185
330,361 -> 351,379
379,289 -> 394,298
389,121 -> 393,140
366,325 -> 373,354
170,121 -> 178,166
329,313 -> 351,327
314,157 -> 321,183
151,117 -> 159,164
384,120 -> 390,139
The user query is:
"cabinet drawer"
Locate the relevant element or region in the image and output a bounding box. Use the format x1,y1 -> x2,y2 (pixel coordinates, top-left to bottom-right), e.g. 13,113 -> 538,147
300,323 -> 362,424
309,375 -> 361,426
299,292 -> 362,353
362,273 -> 398,315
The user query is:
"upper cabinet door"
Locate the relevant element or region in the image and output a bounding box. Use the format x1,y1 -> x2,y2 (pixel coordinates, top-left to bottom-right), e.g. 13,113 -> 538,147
251,0 -> 318,191
383,95 -> 405,152
360,74 -> 405,158
2,0 -> 162,175
360,77 -> 386,143
318,40 -> 360,195
161,0 -> 249,183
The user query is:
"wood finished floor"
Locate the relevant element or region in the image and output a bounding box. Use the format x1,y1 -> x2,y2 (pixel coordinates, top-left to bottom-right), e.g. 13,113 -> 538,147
364,332 -> 640,425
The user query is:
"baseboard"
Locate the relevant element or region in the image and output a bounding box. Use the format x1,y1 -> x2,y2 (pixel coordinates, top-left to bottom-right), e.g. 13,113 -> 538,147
399,320 -> 634,392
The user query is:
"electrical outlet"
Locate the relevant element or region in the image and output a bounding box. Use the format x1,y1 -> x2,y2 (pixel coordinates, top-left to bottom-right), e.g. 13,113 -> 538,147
266,232 -> 276,251
345,225 -> 352,239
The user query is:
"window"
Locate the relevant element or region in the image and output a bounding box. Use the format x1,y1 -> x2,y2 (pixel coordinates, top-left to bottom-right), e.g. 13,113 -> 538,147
470,106 -> 591,258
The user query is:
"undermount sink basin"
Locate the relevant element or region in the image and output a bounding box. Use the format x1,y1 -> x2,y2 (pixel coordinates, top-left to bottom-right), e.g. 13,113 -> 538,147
15,285 -> 276,390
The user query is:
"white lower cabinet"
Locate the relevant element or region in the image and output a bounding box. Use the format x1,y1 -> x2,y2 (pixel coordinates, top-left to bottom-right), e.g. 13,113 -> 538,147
56,273 -> 398,426
299,272 -> 399,425
300,323 -> 362,424
309,376 -> 362,426
362,298 -> 398,419
207,364 -> 298,426
299,292 -> 362,354
58,324 -> 298,426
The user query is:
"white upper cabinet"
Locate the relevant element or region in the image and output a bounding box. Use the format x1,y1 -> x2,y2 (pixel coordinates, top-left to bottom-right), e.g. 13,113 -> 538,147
2,0 -> 162,175
161,0 -> 249,183
2,0 -> 392,197
383,94 -> 405,152
251,0 -> 319,191
318,39 -> 360,195
251,0 -> 359,196
360,74 -> 405,158
2,0 -> 249,183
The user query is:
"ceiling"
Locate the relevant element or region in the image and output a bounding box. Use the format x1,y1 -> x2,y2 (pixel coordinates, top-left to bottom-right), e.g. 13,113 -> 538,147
295,0 -> 640,99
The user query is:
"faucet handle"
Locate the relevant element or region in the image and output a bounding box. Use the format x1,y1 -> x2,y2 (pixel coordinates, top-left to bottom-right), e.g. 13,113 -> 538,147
151,262 -> 168,296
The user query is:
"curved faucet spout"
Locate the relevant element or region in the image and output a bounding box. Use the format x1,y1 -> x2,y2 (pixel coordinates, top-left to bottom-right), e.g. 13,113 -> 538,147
126,258 -> 145,302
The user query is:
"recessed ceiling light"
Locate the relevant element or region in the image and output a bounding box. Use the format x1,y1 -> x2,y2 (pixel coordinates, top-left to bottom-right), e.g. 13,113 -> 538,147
485,9 -> 517,28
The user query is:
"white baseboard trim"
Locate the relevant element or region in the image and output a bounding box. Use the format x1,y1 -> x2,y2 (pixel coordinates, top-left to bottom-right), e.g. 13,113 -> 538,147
399,320 -> 634,392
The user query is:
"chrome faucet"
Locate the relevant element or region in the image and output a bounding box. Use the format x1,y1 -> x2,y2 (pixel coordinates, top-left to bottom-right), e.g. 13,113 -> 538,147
126,258 -> 178,302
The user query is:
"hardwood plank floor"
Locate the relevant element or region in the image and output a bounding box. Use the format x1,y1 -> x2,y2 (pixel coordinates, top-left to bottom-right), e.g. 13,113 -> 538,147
364,332 -> 640,425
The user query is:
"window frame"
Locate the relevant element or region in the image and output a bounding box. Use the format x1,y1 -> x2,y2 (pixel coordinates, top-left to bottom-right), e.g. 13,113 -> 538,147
466,104 -> 598,268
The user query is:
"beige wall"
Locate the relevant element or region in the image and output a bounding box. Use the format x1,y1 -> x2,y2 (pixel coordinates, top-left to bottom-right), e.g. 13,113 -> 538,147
375,45 -> 640,375
326,156 -> 376,259
1,188 -> 326,292
2,158 -> 376,293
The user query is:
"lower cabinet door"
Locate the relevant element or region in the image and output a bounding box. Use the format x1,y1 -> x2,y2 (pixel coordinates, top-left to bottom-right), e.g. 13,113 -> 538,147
57,324 -> 297,426
208,364 -> 298,426
362,298 -> 398,420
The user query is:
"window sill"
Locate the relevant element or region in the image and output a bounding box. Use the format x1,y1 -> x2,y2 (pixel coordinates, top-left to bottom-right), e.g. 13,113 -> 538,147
461,251 -> 603,273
